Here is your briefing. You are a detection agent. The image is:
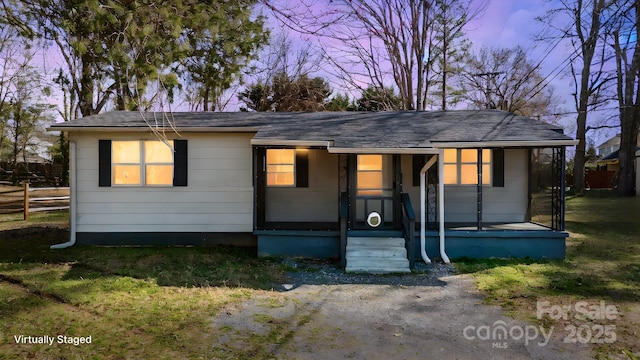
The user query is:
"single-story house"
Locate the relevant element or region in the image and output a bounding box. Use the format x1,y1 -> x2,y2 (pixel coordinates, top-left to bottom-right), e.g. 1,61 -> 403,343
48,110 -> 576,273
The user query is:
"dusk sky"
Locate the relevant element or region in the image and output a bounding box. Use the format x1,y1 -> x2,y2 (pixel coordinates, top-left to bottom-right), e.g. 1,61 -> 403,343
258,0 -> 614,148
40,0 -> 616,149
465,0 -> 617,148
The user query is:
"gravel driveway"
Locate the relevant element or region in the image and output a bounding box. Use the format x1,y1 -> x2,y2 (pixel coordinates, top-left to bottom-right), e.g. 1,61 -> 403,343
211,261 -> 594,359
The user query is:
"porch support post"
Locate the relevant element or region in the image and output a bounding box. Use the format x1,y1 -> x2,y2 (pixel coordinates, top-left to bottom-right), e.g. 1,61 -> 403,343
420,156 -> 438,264
254,146 -> 266,230
561,148 -> 566,231
477,148 -> 483,230
438,149 -> 451,263
551,147 -> 566,231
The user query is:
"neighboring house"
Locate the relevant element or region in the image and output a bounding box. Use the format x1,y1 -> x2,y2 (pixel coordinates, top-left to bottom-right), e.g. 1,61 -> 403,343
597,134 -> 621,158
49,110 -> 576,273
593,133 -> 639,191
596,133 -> 640,171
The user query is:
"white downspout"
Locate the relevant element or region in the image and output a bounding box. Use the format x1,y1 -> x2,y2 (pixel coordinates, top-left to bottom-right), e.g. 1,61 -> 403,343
420,156 -> 438,264
438,149 -> 451,263
51,140 -> 76,249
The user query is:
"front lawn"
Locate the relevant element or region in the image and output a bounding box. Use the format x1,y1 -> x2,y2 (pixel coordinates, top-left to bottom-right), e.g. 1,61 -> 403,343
456,194 -> 640,359
0,214 -> 286,359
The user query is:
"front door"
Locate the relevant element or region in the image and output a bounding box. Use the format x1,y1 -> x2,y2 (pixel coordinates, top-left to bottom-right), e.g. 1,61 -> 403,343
350,154 -> 400,230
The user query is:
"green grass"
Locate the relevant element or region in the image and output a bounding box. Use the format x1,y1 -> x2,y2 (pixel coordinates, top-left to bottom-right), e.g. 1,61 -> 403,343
0,213 -> 286,359
0,210 -> 69,231
455,193 -> 640,358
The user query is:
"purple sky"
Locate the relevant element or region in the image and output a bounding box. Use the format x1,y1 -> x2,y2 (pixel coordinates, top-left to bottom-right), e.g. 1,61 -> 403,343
462,0 -> 616,148
40,0 -> 616,149
261,0 -> 612,148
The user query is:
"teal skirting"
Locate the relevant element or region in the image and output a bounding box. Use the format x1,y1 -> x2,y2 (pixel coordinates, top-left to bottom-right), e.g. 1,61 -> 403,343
74,229 -> 566,260
255,230 -> 340,258
415,230 -> 567,260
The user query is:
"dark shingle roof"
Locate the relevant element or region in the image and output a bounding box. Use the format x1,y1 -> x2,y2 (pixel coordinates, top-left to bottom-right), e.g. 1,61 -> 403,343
601,147 -> 640,160
49,110 -> 574,149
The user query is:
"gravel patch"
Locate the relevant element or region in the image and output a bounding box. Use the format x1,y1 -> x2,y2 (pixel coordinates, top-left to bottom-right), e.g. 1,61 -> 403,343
277,258 -> 453,289
211,259 -> 594,359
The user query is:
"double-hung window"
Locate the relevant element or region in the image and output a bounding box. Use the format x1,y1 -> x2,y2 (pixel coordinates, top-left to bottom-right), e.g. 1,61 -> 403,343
266,149 -> 296,186
443,148 -> 492,185
112,140 -> 174,186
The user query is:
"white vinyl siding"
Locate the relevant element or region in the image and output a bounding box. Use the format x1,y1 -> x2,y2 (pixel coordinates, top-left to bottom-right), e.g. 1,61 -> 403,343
403,149 -> 528,223
72,132 -> 254,233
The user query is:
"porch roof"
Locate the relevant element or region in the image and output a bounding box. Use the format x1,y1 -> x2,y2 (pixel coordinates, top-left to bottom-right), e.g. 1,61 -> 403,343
49,110 -> 576,150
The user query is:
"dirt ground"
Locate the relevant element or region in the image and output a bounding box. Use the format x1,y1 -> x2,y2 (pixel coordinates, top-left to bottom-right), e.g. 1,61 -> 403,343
211,263 -> 594,360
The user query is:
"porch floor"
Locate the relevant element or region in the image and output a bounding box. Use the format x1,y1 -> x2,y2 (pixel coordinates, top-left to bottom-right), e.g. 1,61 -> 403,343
445,222 -> 550,231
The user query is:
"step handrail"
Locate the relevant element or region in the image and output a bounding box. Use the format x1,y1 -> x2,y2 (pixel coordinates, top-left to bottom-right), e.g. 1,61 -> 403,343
401,193 -> 416,270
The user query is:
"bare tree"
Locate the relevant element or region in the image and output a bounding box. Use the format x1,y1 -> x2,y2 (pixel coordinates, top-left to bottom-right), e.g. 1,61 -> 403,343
609,0 -> 640,196
538,0 -> 612,195
237,31 -> 330,112
262,0 -> 485,111
0,26 -> 43,164
6,66 -> 53,175
430,0 -> 480,110
460,46 -> 564,120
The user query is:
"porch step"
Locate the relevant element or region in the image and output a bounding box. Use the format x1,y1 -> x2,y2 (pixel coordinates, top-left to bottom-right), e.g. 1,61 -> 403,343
345,237 -> 410,274
346,237 -> 405,247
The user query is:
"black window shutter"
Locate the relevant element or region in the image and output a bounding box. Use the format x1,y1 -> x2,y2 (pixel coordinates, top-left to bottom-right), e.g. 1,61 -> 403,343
173,139 -> 188,186
295,150 -> 309,188
98,140 -> 111,187
412,155 -> 427,186
493,149 -> 505,187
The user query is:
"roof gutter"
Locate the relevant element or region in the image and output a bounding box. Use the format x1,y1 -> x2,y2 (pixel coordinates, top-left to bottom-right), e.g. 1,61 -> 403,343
51,141 -> 76,249
328,147 -> 439,154
432,140 -> 579,148
250,139 -> 333,147
47,126 -> 261,133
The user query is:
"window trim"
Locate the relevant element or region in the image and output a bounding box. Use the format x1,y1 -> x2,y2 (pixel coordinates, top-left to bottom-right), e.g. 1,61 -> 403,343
111,140 -> 175,187
99,139 -> 187,187
443,148 -> 492,186
266,148 -> 297,187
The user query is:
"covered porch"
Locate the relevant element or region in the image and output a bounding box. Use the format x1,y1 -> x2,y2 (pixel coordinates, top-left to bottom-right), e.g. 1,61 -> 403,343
254,144 -> 569,272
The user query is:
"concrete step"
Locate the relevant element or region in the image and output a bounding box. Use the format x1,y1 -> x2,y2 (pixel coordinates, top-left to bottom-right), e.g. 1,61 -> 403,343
346,246 -> 407,258
345,236 -> 410,273
346,257 -> 410,274
347,237 -> 405,247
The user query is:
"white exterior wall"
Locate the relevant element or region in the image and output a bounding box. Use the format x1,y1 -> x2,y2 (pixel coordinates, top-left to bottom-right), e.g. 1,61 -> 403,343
265,149 -> 339,222
403,149 -> 529,223
71,132 -> 254,233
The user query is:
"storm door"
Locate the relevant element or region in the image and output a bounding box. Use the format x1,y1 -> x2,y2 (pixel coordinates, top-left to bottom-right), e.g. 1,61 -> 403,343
351,154 -> 400,229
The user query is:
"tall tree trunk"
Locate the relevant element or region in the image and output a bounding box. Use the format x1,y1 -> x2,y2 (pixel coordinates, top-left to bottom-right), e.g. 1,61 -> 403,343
203,86 -> 210,112
59,133 -> 69,186
79,54 -> 96,117
442,37 -> 448,110
615,1 -> 640,196
572,0 -> 604,195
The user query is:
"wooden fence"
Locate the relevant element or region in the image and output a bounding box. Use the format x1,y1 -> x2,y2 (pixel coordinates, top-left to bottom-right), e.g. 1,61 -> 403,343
0,183 -> 70,219
585,170 -> 616,189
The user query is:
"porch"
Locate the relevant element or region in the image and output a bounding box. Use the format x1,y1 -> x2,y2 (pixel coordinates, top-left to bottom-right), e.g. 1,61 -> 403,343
253,145 -> 569,272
